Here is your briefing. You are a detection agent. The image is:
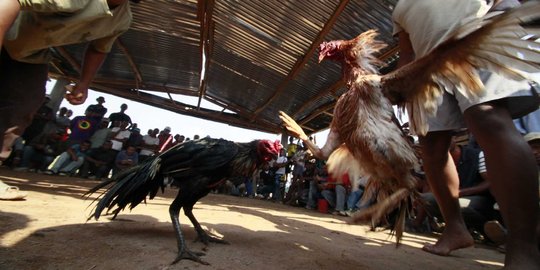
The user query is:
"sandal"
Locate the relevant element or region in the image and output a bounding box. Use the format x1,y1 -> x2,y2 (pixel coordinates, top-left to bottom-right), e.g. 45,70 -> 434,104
0,185 -> 28,200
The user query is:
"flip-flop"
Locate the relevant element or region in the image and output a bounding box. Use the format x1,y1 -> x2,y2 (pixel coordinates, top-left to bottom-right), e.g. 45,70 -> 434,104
0,186 -> 28,200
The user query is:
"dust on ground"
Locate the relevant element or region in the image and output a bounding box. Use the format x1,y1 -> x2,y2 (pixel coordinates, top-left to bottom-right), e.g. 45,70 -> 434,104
0,167 -> 504,270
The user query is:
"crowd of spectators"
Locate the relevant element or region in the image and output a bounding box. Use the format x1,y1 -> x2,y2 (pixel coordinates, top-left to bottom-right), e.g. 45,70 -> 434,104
5,97 -> 197,181
222,135 -> 376,218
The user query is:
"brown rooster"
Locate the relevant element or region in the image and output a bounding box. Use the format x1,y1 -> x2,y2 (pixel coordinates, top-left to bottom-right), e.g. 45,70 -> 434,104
280,2 -> 540,243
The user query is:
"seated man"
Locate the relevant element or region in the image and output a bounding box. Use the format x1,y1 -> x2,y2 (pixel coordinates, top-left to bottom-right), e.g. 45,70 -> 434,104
113,145 -> 138,176
304,158 -> 323,210
321,172 -> 351,216
46,140 -> 91,176
79,140 -> 116,180
14,128 -> 65,172
345,175 -> 372,216
257,162 -> 275,199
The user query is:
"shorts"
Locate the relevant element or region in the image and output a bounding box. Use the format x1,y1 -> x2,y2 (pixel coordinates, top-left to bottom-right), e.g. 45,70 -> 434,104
17,0 -> 92,13
428,70 -> 540,132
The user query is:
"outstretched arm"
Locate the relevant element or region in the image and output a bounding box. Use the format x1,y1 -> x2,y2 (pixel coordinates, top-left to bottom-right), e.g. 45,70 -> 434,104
396,30 -> 415,68
0,0 -> 20,50
279,111 -> 340,160
65,46 -> 107,105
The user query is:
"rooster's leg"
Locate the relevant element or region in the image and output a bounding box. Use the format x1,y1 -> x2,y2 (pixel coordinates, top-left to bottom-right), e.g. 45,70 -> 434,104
184,204 -> 229,245
169,197 -> 208,265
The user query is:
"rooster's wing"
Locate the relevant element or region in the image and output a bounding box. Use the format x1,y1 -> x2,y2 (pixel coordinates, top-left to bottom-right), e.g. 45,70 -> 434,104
380,2 -> 540,135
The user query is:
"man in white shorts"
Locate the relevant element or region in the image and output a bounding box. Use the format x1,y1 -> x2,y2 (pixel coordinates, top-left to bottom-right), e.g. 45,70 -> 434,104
393,0 -> 540,269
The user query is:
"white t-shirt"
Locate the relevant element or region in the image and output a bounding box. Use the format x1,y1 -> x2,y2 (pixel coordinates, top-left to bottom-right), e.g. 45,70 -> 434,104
110,127 -> 131,151
140,135 -> 160,156
392,0 -> 490,58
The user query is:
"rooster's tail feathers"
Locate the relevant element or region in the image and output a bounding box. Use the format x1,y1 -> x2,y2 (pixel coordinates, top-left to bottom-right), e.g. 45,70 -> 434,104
349,188 -> 414,245
86,157 -> 165,221
326,144 -> 364,184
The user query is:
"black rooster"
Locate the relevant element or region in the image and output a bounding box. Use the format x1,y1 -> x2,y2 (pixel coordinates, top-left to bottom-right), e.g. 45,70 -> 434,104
87,137 -> 281,265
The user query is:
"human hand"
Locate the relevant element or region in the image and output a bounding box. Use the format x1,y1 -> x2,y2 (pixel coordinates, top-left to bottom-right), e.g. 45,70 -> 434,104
65,83 -> 89,105
279,111 -> 308,141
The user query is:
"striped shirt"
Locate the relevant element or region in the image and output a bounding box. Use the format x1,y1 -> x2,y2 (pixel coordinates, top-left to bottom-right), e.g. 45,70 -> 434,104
478,151 -> 486,174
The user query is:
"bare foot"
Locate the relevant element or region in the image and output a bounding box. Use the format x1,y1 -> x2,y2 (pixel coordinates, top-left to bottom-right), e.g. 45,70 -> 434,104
422,227 -> 474,256
502,243 -> 540,270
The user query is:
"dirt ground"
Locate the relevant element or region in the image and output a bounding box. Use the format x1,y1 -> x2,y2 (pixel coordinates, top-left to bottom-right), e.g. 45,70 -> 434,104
0,167 -> 505,270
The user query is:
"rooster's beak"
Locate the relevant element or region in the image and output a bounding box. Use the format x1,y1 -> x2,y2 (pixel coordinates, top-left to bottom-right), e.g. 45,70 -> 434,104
318,42 -> 329,63
318,54 -> 326,63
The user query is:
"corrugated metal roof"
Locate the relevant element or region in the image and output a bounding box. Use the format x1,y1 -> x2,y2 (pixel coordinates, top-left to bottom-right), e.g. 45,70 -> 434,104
49,0 -> 399,135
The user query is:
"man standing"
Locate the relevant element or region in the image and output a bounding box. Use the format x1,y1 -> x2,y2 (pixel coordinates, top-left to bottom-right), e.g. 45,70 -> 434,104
139,128 -> 159,162
86,96 -> 108,120
0,0 -> 138,160
393,0 -> 540,268
108,103 -> 132,128
158,126 -> 173,153
68,111 -> 100,146
110,121 -> 131,152
271,148 -> 288,202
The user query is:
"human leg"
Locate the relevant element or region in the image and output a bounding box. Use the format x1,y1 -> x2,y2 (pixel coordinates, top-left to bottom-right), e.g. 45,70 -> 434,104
419,131 -> 474,255
347,189 -> 362,210
321,189 -> 336,209
18,145 -> 36,168
94,164 -> 110,179
408,192 -> 438,232
79,160 -> 92,178
41,156 -> 54,172
273,174 -> 283,201
335,185 -> 347,212
60,156 -> 84,174
49,152 -> 70,173
459,196 -> 495,233
285,175 -> 300,204
306,180 -> 318,209
464,103 -> 540,269
0,48 -> 48,159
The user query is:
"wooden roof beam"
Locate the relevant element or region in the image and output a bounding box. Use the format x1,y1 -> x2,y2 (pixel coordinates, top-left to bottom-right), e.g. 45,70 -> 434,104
292,80 -> 343,117
197,0 -> 215,109
204,94 -> 282,130
115,38 -> 144,87
250,0 -> 351,121
299,103 -> 336,126
89,82 -> 280,134
51,73 -> 198,96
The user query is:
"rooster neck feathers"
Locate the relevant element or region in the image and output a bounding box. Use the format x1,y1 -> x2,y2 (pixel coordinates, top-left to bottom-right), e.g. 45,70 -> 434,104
320,30 -> 387,87
230,141 -> 262,176
345,30 -> 387,78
